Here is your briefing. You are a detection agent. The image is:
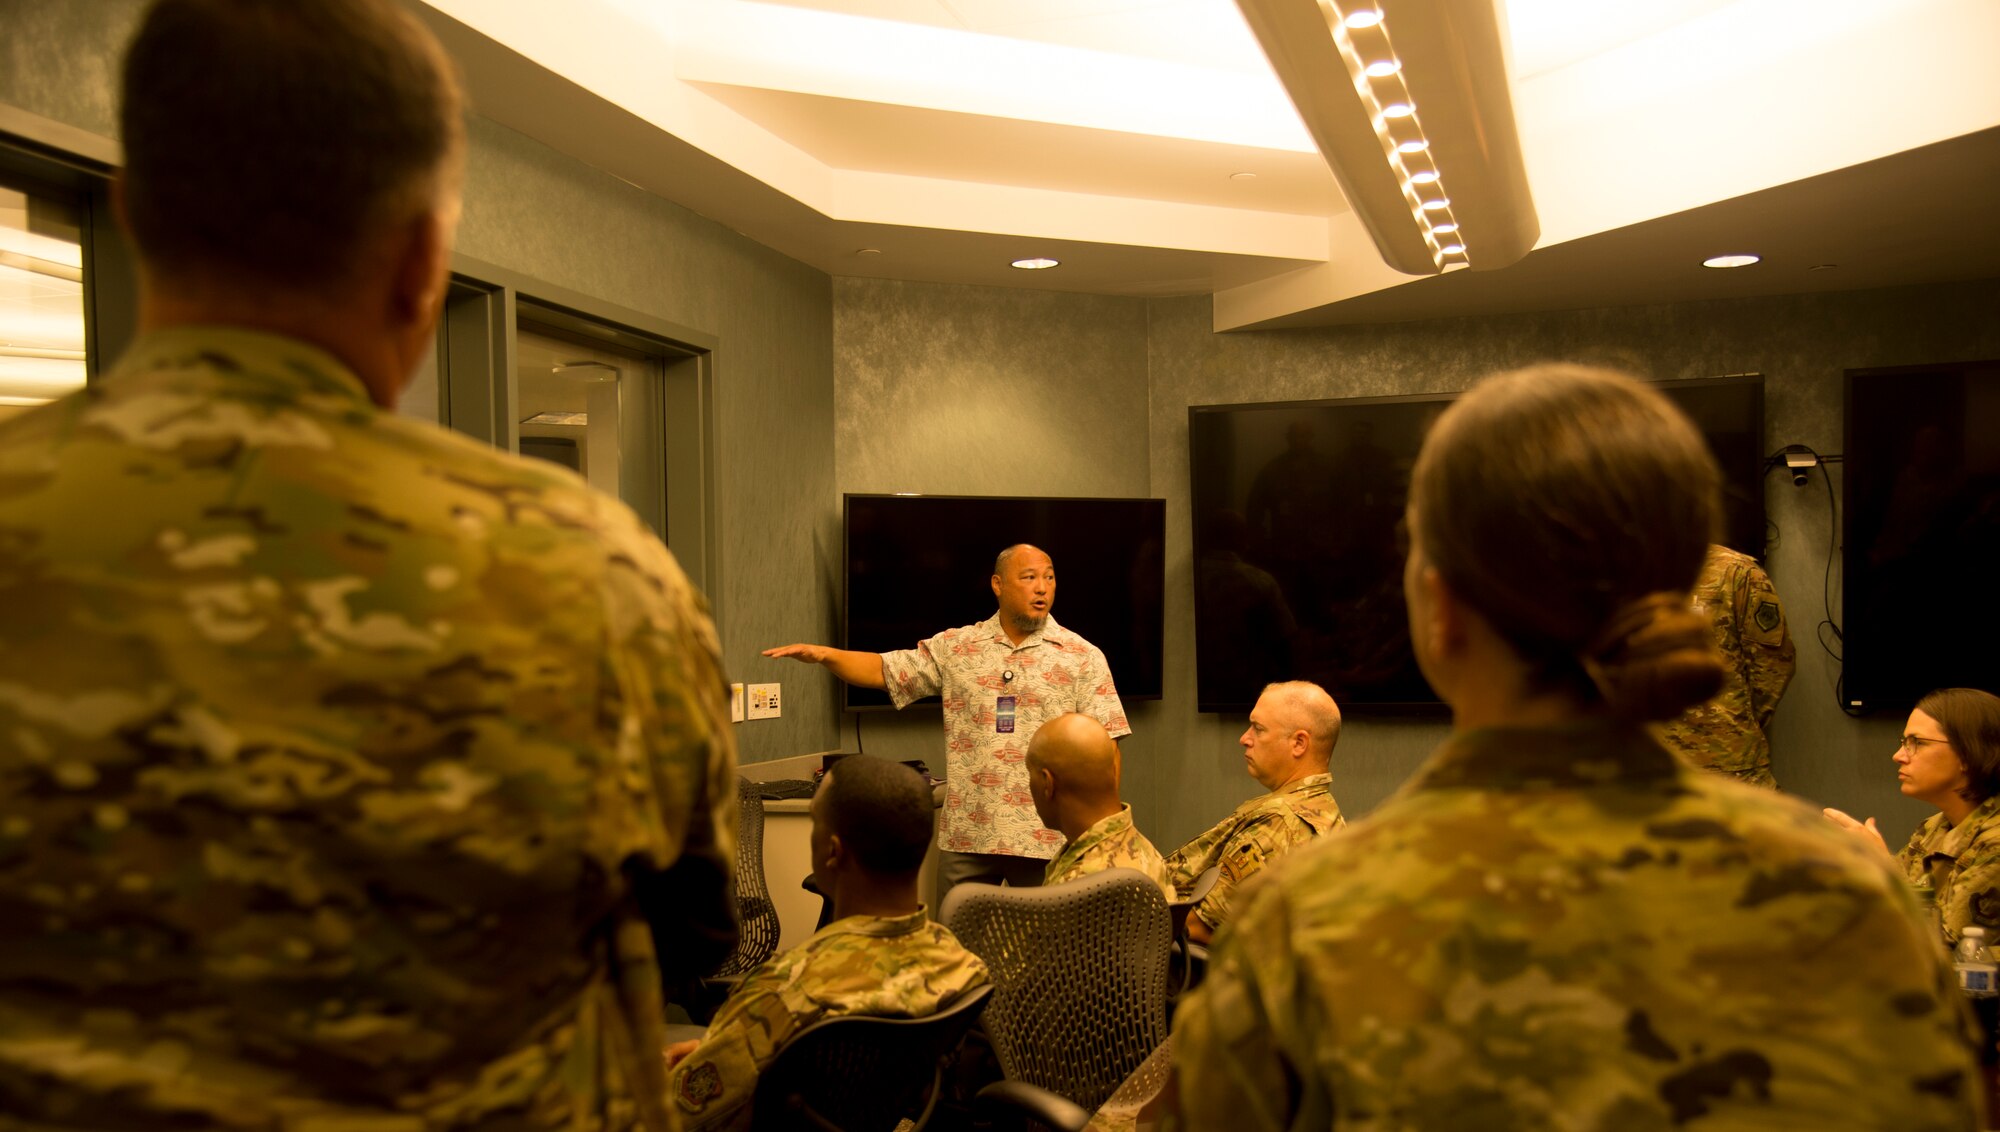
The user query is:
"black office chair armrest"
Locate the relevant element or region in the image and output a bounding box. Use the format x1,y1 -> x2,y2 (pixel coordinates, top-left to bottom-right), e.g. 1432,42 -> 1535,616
975,1079 -> 1092,1132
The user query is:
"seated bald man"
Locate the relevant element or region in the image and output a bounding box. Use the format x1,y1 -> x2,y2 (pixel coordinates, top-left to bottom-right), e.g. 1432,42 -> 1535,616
1165,681 -> 1346,943
1028,713 -> 1173,897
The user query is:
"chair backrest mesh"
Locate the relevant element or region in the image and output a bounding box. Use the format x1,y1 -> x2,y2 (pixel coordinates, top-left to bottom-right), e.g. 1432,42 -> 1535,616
713,778 -> 781,978
941,868 -> 1173,1112
752,984 -> 992,1132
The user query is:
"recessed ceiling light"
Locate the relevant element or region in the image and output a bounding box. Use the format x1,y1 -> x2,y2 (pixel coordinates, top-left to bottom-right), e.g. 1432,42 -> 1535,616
1364,60 -> 1401,77
855,247 -> 882,256
1380,102 -> 1414,119
1408,170 -> 1440,184
1420,198 -> 1451,211
1702,253 -> 1761,269
1429,222 -> 1459,234
1808,263 -> 1839,271
1396,139 -> 1429,154
1440,243 -> 1466,255
1011,257 -> 1060,270
1343,9 -> 1384,28
1229,171 -> 1258,181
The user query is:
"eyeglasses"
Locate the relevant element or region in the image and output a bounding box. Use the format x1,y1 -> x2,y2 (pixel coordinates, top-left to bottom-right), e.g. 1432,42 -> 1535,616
1900,734 -> 1951,753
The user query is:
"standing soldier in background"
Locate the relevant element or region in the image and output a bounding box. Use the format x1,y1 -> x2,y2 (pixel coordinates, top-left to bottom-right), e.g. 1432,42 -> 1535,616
1656,544 -> 1796,787
0,1 -> 735,1128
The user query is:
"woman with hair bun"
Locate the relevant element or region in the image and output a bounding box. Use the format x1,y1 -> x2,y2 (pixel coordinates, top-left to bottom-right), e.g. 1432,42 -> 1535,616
1827,686 -> 2000,947
1171,365 -> 1979,1130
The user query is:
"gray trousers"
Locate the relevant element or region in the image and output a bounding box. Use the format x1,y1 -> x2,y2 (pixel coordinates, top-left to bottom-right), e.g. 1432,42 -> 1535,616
938,849 -> 1047,894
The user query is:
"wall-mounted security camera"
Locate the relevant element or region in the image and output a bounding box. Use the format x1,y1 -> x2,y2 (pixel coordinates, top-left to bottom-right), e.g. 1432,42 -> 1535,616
1779,444 -> 1818,487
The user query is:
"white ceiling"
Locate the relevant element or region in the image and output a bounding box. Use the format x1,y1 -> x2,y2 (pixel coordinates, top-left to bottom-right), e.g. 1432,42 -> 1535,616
410,0 -> 2000,328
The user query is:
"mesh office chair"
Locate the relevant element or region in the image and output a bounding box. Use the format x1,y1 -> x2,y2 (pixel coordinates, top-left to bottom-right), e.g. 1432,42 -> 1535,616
750,984 -> 993,1132
941,867 -> 1174,1126
1168,865 -> 1221,997
713,777 -> 782,978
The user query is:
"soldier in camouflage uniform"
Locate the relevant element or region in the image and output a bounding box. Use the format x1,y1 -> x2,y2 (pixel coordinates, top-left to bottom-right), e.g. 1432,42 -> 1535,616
0,3 -> 736,1129
1164,681 -> 1344,943
1172,366 -> 1981,1130
1655,544 -> 1795,787
666,758 -> 987,1129
1826,687 -> 2000,947
1028,713 -> 1173,896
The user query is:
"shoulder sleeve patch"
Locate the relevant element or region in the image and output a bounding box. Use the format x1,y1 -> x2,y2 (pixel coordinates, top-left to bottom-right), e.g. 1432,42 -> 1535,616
678,1061 -> 723,1112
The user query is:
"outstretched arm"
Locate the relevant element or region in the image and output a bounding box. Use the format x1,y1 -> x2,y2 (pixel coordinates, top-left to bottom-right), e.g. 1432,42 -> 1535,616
762,643 -> 888,690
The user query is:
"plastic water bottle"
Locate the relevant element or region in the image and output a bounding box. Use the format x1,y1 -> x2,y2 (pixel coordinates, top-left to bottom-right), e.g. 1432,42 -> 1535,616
1956,926 -> 1998,997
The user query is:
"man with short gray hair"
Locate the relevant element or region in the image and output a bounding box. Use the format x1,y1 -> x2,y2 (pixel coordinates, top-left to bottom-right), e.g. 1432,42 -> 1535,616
1165,680 -> 1346,943
0,2 -> 735,1127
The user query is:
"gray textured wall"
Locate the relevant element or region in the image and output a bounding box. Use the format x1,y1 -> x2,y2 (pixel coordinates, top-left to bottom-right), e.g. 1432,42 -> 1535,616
1142,282 -> 2000,850
832,276 -> 2000,855
817,277 -> 1158,795
0,0 -> 843,764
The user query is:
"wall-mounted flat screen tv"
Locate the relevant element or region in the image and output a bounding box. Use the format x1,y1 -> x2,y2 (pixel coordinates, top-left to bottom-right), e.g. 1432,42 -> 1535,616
843,494 -> 1166,710
1188,374 -> 1766,712
1844,360 -> 2000,711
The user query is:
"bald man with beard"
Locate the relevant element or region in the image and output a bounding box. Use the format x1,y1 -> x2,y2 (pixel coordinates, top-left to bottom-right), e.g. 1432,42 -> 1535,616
1027,713 -> 1173,897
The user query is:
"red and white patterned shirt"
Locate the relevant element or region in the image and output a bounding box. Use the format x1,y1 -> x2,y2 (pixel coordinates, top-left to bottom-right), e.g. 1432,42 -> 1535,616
881,613 -> 1129,858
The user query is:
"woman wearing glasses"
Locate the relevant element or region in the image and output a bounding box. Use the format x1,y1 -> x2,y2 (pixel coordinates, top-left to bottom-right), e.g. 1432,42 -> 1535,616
1825,687 -> 2000,946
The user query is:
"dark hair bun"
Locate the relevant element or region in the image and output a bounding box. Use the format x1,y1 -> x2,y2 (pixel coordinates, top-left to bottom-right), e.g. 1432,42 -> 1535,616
1581,593 -> 1725,722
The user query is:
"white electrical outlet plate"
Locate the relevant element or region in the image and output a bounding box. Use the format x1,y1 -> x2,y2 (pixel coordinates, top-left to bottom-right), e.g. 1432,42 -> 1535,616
747,682 -> 781,720
730,683 -> 746,723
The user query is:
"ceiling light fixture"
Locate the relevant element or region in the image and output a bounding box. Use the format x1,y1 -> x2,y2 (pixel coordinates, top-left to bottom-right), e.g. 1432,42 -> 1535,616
1235,0 -> 1536,276
1229,171 -> 1259,181
1701,253 -> 1762,269
1010,257 -> 1060,270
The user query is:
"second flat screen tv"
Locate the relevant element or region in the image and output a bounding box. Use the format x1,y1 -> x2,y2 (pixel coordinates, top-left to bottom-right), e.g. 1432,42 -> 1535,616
1188,375 -> 1766,712
844,494 -> 1165,710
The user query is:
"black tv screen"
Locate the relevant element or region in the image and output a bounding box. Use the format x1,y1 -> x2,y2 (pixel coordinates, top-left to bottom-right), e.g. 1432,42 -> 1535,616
843,494 -> 1165,710
1188,375 -> 1766,712
1844,360 -> 2000,711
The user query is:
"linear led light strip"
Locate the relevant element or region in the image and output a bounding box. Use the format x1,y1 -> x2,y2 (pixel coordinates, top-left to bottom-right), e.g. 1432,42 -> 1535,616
1326,4 -> 1468,272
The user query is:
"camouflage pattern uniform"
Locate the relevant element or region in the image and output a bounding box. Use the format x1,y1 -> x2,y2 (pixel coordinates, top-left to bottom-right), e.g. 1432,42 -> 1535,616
1656,545 -> 1795,788
1173,722 -> 1983,1131
1897,794 -> 2000,947
1043,804 -> 1174,897
668,908 -> 988,1129
0,329 -> 737,1131
1164,772 -> 1343,934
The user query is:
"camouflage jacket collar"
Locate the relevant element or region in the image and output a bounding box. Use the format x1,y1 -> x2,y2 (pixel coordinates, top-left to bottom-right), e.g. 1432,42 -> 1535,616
1407,720 -> 1681,792
1916,794 -> 2000,863
1065,803 -> 1137,855
110,326 -> 375,408
1277,772 -> 1333,798
818,906 -> 933,940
